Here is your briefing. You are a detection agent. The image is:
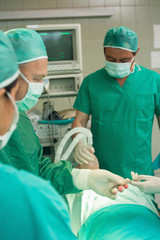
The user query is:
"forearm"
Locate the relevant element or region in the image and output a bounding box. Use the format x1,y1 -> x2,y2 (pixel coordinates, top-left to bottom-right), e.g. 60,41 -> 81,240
72,118 -> 87,128
39,156 -> 80,195
71,120 -> 87,140
71,110 -> 89,140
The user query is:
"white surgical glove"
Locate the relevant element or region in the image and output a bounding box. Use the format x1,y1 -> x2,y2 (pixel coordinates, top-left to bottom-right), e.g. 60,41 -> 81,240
131,174 -> 160,194
74,143 -> 95,165
72,169 -> 125,199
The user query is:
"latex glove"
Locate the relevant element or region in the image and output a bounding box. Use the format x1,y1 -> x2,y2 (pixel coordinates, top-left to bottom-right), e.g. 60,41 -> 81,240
74,143 -> 95,165
72,169 -> 126,199
131,174 -> 160,194
76,153 -> 99,170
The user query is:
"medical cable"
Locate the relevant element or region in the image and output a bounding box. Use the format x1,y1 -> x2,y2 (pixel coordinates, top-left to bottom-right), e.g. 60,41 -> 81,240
55,127 -> 93,163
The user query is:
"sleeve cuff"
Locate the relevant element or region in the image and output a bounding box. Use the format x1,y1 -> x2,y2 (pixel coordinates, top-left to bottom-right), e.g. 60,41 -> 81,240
71,169 -> 91,190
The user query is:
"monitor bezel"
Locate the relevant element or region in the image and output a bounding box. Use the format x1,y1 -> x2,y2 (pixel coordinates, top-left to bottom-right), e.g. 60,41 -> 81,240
26,24 -> 83,73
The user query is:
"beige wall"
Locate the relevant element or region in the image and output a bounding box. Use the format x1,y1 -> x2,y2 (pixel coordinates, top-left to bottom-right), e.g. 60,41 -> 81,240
0,0 -> 160,159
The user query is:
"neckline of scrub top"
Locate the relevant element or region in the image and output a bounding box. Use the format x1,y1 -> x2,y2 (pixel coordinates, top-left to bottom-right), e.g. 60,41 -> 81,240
103,64 -> 140,92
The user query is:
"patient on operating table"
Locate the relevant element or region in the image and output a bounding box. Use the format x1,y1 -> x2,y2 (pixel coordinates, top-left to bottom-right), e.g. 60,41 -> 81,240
67,158 -> 160,239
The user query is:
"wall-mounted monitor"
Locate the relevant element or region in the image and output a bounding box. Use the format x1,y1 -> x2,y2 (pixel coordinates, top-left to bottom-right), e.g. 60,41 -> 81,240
27,24 -> 83,75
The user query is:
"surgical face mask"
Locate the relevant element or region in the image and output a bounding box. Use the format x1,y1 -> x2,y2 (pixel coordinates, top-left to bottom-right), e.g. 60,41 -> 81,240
0,92 -> 19,149
105,57 -> 135,79
16,71 -> 44,111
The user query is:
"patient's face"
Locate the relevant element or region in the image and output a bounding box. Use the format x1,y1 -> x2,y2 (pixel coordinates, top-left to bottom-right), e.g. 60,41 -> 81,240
76,155 -> 99,170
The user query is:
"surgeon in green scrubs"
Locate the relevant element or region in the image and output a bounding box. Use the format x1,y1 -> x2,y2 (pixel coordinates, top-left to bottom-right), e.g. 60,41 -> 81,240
0,28 -> 126,199
2,28 -> 76,195
0,30 -> 76,240
72,26 -> 160,178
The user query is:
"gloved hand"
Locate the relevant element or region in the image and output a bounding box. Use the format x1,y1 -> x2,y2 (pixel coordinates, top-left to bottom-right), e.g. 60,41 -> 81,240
74,143 -> 95,165
72,169 -> 126,199
131,174 -> 160,194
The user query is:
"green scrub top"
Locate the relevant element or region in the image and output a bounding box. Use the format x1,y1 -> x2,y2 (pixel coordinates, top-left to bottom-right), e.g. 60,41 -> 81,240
0,162 -> 77,240
78,204 -> 160,240
74,65 -> 160,178
0,112 -> 79,195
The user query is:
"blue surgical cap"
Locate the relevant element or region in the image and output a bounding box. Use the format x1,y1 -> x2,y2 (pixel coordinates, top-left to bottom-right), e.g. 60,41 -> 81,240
5,28 -> 48,64
0,31 -> 19,89
103,26 -> 138,52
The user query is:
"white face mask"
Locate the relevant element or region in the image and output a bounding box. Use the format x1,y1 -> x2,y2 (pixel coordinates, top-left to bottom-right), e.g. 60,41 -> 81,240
105,57 -> 135,78
0,92 -> 19,149
16,71 -> 44,111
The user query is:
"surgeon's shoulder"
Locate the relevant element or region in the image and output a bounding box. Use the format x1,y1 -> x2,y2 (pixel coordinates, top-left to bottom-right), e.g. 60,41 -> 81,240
140,65 -> 160,88
0,163 -> 71,230
0,162 -> 58,199
16,111 -> 30,126
19,111 -> 29,119
83,68 -> 105,84
139,65 -> 160,78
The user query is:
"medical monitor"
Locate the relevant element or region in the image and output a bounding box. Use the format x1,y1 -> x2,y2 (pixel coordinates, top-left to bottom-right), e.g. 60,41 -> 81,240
27,24 -> 82,75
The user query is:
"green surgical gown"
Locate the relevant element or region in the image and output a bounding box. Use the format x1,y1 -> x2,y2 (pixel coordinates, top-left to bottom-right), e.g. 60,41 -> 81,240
0,112 -> 79,195
74,65 -> 160,178
78,204 -> 160,240
0,162 -> 76,240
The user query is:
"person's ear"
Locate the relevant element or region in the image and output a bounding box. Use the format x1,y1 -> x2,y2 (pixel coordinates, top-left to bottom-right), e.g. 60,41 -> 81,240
0,88 -> 6,97
135,47 -> 140,56
10,82 -> 19,101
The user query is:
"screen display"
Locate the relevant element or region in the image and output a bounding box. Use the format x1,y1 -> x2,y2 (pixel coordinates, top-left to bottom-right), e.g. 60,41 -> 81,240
38,30 -> 73,61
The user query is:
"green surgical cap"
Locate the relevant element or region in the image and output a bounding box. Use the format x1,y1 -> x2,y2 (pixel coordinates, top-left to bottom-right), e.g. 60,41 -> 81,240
103,26 -> 138,52
0,31 -> 19,88
5,28 -> 48,64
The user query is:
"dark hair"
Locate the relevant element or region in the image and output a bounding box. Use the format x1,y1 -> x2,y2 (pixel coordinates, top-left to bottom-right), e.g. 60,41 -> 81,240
5,78 -> 18,93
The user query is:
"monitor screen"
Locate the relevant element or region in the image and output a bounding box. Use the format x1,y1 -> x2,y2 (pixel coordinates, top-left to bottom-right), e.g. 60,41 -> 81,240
38,30 -> 73,61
